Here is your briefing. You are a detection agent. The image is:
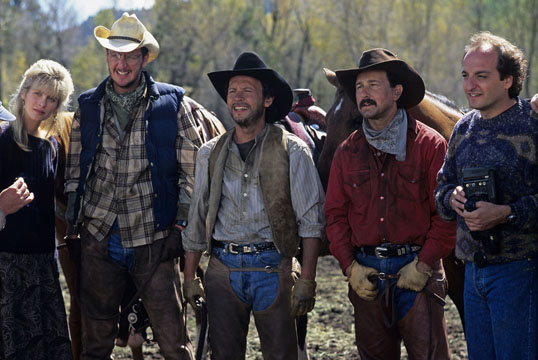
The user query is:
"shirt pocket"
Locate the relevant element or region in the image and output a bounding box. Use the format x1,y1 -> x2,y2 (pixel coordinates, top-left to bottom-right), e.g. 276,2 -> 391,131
343,169 -> 371,213
395,164 -> 427,203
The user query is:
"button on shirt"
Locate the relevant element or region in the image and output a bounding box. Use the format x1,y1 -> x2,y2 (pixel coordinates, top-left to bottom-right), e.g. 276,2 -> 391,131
183,125 -> 325,251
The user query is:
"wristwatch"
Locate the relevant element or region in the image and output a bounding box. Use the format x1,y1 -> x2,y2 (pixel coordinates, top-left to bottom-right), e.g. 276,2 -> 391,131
506,207 -> 518,225
0,208 -> 6,231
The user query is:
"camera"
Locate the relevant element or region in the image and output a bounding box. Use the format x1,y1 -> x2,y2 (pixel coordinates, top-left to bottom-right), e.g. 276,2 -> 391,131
462,167 -> 501,258
462,167 -> 497,210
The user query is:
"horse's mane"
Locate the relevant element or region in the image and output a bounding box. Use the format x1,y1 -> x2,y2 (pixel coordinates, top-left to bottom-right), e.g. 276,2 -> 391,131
424,91 -> 464,119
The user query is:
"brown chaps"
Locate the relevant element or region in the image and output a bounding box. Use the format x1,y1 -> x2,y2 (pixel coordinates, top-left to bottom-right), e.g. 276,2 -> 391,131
78,230 -> 193,360
349,260 -> 451,360
205,255 -> 298,360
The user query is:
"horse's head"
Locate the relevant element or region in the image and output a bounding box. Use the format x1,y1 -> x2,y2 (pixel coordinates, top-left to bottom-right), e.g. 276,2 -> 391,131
317,68 -> 363,190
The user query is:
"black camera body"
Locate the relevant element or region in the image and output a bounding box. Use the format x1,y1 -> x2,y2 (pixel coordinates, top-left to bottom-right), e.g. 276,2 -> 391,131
462,167 -> 501,261
462,167 -> 497,211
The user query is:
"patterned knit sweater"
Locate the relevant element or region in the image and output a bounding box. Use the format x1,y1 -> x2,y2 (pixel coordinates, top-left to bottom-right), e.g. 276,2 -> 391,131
435,98 -> 538,263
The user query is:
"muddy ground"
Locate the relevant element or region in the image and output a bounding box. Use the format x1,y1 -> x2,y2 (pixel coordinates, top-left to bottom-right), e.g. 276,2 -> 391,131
61,255 -> 468,359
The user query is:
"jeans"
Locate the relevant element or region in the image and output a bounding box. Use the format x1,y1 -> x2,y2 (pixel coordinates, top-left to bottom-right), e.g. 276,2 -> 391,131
107,221 -> 134,271
350,250 -> 450,359
212,246 -> 281,311
464,258 -> 538,360
355,251 -> 417,320
206,249 -> 297,359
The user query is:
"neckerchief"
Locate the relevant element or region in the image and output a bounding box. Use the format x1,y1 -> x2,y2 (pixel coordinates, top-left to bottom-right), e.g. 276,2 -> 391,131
105,74 -> 146,116
362,108 -> 408,161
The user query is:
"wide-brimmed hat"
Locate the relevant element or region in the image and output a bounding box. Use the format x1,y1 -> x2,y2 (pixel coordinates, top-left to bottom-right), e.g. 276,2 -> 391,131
0,101 -> 15,122
335,48 -> 425,109
94,12 -> 160,63
207,52 -> 293,123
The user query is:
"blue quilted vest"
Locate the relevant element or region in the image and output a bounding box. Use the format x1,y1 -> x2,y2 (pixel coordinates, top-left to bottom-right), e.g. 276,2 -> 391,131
73,71 -> 185,231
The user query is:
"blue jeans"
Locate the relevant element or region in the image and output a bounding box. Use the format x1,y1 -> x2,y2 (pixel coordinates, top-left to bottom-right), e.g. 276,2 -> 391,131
355,251 -> 417,320
212,246 -> 281,311
107,222 -> 134,271
464,258 -> 538,360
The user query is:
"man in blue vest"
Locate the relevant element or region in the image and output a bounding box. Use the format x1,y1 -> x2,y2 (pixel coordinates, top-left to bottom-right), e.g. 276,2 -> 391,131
64,13 -> 212,360
182,52 -> 325,359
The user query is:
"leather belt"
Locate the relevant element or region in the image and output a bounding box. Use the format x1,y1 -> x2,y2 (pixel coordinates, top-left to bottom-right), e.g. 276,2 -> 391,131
213,241 -> 276,254
357,243 -> 422,259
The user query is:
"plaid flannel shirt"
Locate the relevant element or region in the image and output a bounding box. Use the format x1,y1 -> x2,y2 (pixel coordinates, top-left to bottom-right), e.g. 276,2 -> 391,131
65,87 -> 203,247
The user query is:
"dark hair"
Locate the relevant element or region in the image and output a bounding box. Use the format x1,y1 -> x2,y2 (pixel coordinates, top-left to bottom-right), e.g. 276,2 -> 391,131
385,71 -> 402,88
464,31 -> 527,98
140,47 -> 149,57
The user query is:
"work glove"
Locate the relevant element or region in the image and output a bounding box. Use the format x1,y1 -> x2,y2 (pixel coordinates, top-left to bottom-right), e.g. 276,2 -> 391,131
183,277 -> 205,310
159,225 -> 185,263
348,260 -> 379,301
290,278 -> 316,317
396,257 -> 432,292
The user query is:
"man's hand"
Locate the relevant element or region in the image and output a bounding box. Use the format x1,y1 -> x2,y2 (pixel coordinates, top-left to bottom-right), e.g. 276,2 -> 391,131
290,278 -> 316,317
159,224 -> 184,262
463,202 -> 511,231
347,261 -> 379,301
0,178 -> 34,215
183,277 -> 205,310
396,257 -> 432,292
449,186 -> 466,216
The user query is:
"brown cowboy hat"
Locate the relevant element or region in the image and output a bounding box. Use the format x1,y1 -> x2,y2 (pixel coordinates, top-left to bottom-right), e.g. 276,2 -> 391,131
0,101 -> 15,122
335,48 -> 425,109
207,52 -> 293,123
94,12 -> 160,63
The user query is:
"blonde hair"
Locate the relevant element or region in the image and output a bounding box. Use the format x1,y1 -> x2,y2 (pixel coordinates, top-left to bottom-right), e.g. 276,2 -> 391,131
8,59 -> 74,154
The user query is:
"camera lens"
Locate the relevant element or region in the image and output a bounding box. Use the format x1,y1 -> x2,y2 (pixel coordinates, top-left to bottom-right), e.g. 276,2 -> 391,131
464,199 -> 476,212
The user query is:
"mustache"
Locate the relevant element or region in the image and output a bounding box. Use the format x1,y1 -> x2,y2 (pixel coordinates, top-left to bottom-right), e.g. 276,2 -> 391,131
359,99 -> 377,108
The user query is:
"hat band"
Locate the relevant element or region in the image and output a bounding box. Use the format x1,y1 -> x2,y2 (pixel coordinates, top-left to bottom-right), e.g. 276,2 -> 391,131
108,36 -> 142,43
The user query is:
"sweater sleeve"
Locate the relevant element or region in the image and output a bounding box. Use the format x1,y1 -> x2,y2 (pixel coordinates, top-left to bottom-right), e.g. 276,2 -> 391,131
434,127 -> 460,222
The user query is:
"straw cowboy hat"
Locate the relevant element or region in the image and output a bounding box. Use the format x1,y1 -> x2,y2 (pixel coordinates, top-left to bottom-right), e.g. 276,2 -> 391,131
94,12 -> 160,63
0,101 -> 15,122
208,51 -> 293,123
335,48 -> 425,109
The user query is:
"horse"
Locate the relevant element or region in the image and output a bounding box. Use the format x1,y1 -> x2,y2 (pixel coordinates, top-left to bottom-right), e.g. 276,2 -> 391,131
317,68 -> 466,328
53,98 -> 225,360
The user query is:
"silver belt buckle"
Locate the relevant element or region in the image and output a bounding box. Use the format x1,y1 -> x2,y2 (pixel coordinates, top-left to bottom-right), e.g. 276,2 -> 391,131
227,242 -> 239,254
374,246 -> 389,259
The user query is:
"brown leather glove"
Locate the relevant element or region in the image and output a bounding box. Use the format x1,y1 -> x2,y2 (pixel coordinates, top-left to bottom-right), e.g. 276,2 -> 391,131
290,278 -> 316,317
348,260 -> 379,301
396,257 -> 432,292
183,277 -> 205,310
159,226 -> 184,263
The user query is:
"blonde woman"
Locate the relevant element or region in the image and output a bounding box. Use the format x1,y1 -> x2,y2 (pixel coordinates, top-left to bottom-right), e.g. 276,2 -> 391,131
0,59 -> 74,359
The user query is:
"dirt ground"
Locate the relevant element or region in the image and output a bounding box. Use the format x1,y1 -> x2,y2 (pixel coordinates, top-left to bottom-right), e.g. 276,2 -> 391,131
61,255 -> 468,359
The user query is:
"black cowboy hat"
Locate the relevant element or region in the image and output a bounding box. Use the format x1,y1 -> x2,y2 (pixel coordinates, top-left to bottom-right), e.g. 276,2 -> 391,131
335,48 -> 425,109
208,52 -> 293,123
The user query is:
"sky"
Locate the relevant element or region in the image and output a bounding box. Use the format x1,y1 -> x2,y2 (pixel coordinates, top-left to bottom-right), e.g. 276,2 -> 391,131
66,0 -> 155,23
